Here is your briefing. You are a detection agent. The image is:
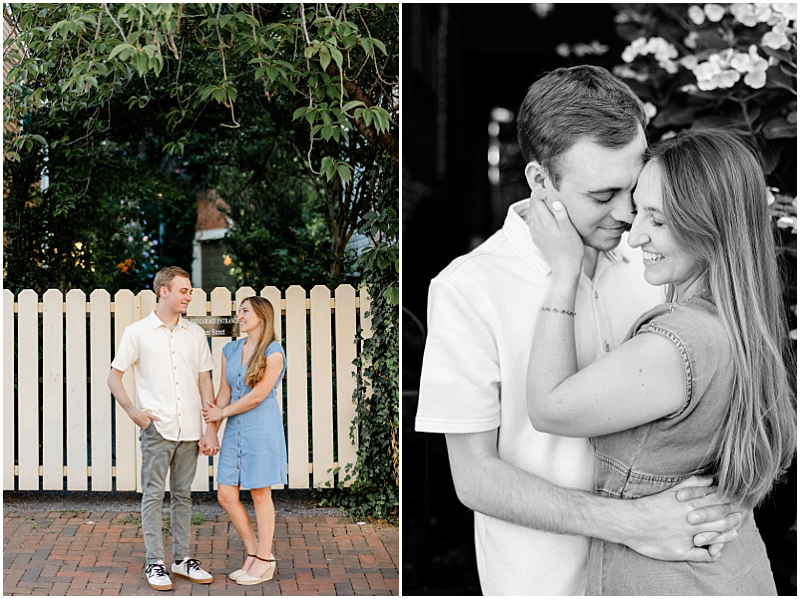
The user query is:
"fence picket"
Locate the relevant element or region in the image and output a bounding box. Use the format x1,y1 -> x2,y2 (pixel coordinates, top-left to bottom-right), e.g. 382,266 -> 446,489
335,285 -> 358,486
310,286 -> 334,488
4,290 -> 16,489
42,290 -> 64,490
17,290 -> 39,490
285,286 -> 309,488
66,290 -> 88,490
114,290 -> 138,491
90,290 -> 112,491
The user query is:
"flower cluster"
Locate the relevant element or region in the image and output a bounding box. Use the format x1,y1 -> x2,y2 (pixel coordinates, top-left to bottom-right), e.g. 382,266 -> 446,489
683,45 -> 771,90
622,36 -> 679,73
555,40 -> 609,59
620,4 -> 796,91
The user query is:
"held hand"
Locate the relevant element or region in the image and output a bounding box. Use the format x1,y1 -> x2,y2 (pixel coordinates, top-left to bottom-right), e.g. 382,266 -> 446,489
132,410 -> 160,430
198,429 -> 220,456
202,401 -> 225,424
622,476 -> 741,563
527,189 -> 583,277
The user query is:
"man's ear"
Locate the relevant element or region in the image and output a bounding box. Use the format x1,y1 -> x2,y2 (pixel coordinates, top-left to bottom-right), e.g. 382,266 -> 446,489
524,161 -> 548,193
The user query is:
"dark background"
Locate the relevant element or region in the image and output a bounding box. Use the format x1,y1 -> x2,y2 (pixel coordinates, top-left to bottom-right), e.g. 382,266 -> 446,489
401,4 -> 796,595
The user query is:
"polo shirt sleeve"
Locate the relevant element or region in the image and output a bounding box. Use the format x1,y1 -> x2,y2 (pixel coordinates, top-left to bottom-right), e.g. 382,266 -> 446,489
197,329 -> 215,372
415,277 -> 501,434
110,326 -> 138,373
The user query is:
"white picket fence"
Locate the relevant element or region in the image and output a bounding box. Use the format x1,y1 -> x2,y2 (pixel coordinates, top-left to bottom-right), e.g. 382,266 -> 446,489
3,285 -> 372,492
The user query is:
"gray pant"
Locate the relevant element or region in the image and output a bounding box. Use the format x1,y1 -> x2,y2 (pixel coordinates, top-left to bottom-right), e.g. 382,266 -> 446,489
139,421 -> 198,564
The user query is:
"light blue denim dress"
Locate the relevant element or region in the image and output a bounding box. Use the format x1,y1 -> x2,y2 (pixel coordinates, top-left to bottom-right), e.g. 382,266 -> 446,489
217,339 -> 288,489
586,297 -> 776,596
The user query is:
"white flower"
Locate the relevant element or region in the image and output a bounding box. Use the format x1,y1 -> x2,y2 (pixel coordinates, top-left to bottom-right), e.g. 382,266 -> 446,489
730,3 -> 759,26
680,83 -> 700,93
763,29 -> 790,49
659,60 -> 679,74
622,37 -> 648,63
704,3 -> 727,22
717,69 -> 741,88
689,5 -> 706,24
684,31 -> 700,49
730,52 -> 751,73
643,102 -> 658,122
766,186 -> 778,206
556,43 -> 571,58
771,3 -> 797,22
754,3 -> 774,22
679,54 -> 700,70
744,69 -> 768,88
777,215 -> 797,233
694,60 -> 722,81
660,130 -> 678,140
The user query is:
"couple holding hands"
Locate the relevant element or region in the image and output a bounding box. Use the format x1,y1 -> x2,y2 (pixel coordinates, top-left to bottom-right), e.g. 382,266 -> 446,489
108,266 -> 287,591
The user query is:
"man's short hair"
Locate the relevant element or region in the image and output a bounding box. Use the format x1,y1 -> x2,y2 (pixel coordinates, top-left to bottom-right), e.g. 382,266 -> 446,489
153,266 -> 191,299
517,65 -> 647,188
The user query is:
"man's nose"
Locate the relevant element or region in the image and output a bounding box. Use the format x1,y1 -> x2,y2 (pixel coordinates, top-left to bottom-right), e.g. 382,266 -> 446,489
610,194 -> 635,225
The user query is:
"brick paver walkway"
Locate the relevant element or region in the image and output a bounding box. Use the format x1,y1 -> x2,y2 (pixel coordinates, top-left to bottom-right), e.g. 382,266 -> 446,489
3,511 -> 399,596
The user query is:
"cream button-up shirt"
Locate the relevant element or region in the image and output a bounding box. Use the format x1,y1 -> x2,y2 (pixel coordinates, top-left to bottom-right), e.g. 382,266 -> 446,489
111,310 -> 215,441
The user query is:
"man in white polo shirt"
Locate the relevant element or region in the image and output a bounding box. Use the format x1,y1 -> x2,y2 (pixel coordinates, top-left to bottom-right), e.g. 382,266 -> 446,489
416,66 -> 743,595
108,266 -> 220,591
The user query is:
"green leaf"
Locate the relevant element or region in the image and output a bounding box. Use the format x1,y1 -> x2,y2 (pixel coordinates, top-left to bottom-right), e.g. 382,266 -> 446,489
370,38 -> 387,55
360,37 -> 374,56
362,108 -> 373,128
226,87 -> 238,103
212,88 -> 226,103
330,46 -> 343,70
292,106 -> 308,120
321,125 -> 333,141
108,43 -> 132,60
320,47 -> 331,71
304,45 -> 317,59
337,163 -> 351,183
343,100 -> 365,111
30,135 -> 46,145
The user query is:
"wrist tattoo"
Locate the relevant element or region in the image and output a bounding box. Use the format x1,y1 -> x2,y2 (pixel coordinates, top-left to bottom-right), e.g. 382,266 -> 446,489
541,306 -> 577,317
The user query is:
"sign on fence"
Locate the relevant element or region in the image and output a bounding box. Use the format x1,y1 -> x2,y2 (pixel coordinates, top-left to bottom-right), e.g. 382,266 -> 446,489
3,285 -> 371,493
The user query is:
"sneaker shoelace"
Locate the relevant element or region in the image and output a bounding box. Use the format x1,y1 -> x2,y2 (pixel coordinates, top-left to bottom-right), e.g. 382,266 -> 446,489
147,563 -> 168,577
183,558 -> 203,573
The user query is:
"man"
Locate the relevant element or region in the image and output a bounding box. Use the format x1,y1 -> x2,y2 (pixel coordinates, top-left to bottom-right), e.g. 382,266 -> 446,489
108,266 -> 222,591
415,66 -> 742,595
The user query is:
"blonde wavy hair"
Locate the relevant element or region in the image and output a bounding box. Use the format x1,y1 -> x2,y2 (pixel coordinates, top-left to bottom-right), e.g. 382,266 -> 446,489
241,296 -> 277,387
648,128 -> 796,508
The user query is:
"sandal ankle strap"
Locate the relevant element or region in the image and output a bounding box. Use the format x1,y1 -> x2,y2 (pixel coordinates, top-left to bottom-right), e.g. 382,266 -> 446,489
254,555 -> 276,563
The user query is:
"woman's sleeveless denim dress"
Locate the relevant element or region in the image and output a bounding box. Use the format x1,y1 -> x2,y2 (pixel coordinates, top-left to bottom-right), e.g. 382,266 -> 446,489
216,339 -> 288,489
586,297 -> 776,596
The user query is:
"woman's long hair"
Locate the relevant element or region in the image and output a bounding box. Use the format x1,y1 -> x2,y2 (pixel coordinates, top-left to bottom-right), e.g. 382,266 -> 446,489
241,296 -> 277,387
648,128 -> 796,508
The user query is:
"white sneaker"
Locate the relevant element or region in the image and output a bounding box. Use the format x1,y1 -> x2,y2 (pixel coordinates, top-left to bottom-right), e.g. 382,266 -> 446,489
145,561 -> 173,591
172,557 -> 213,584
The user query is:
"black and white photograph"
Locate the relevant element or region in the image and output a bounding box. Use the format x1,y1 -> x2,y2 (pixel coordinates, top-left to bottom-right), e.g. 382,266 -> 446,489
403,3 -> 796,596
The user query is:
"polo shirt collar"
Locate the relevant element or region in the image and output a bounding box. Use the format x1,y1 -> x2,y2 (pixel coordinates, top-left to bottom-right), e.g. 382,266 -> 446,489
503,198 -> 630,275
149,309 -> 188,330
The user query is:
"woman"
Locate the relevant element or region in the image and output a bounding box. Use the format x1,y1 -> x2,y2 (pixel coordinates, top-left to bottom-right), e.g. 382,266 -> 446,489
202,296 -> 287,585
525,128 -> 795,595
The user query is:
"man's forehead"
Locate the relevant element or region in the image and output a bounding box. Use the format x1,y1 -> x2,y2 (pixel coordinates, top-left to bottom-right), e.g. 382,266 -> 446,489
562,139 -> 646,191
170,276 -> 192,290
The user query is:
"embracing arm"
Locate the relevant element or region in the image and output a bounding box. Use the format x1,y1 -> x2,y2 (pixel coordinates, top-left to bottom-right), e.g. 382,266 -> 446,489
524,197 -> 685,438
447,429 -> 739,562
